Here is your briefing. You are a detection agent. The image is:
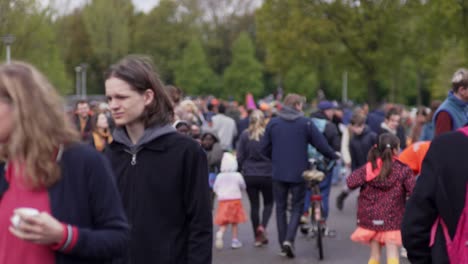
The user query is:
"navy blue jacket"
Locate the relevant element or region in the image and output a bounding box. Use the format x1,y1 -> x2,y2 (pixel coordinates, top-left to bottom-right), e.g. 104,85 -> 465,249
261,107 -> 338,183
107,132 -> 212,264
349,126 -> 377,170
366,110 -> 385,134
236,131 -> 272,177
0,144 -> 129,264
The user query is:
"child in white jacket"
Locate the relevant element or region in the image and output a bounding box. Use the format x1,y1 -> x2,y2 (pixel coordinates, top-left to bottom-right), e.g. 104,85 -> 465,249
213,152 -> 247,249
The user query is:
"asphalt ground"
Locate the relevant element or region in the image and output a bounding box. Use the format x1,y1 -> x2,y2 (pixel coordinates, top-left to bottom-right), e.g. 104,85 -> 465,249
212,184 -> 411,264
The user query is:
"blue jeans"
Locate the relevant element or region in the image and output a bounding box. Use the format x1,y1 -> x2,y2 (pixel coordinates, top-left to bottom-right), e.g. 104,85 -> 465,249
331,162 -> 342,185
273,180 -> 306,247
303,170 -> 333,220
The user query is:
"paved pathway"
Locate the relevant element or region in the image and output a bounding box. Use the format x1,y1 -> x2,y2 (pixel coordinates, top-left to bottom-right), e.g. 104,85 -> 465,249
212,185 -> 411,264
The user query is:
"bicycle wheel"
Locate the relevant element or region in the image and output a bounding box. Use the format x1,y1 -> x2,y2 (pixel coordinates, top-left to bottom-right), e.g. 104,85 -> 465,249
313,202 -> 324,260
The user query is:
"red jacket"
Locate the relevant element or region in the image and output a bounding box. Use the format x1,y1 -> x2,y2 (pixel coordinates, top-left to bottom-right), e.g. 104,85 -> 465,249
347,160 -> 415,231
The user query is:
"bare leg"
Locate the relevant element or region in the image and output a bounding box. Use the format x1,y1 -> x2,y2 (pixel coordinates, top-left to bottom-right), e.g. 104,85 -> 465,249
232,224 -> 238,240
369,239 -> 381,264
385,243 -> 399,264
218,225 -> 227,234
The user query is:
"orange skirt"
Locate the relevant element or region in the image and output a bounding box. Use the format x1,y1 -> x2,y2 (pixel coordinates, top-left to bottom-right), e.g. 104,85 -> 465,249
351,227 -> 402,246
214,199 -> 247,226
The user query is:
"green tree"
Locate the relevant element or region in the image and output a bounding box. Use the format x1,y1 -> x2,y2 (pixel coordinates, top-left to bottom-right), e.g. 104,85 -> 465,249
0,0 -> 70,94
54,9 -> 93,95
132,0 -> 196,84
283,64 -> 317,100
223,32 -> 263,101
174,38 -> 219,95
82,0 -> 132,93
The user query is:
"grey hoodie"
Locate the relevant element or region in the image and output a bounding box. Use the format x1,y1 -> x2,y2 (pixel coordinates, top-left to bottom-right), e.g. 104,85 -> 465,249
277,106 -> 304,121
112,124 -> 176,155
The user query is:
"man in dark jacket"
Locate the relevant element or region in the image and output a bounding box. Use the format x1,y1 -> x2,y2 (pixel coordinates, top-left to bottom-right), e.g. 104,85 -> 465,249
366,105 -> 386,134
105,55 -> 212,264
402,128 -> 468,264
336,113 -> 377,210
261,94 -> 338,259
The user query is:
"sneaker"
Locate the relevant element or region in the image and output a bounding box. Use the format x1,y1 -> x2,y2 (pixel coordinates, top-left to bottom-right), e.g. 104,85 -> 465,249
256,226 -> 269,246
282,241 -> 295,258
300,214 -> 309,224
215,231 -> 223,249
299,225 -> 310,235
336,191 -> 349,211
278,249 -> 287,257
401,247 -> 408,258
323,227 -> 336,237
231,239 -> 243,249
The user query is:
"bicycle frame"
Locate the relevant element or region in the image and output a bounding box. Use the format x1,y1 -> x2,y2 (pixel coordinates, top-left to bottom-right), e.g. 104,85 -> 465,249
308,180 -> 325,260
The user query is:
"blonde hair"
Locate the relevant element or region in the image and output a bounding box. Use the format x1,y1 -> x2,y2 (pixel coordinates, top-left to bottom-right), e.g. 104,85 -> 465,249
0,62 -> 79,188
248,110 -> 266,141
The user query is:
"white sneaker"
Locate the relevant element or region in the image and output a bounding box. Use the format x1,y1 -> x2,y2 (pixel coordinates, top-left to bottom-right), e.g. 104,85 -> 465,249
401,247 -> 408,258
215,231 -> 223,249
231,239 -> 243,249
300,215 -> 309,224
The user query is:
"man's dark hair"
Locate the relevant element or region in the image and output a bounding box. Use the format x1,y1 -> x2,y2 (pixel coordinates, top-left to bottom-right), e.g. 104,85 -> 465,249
283,93 -> 306,108
105,55 -> 174,127
350,113 -> 366,126
75,100 -> 89,108
218,103 -> 226,114
385,108 -> 400,120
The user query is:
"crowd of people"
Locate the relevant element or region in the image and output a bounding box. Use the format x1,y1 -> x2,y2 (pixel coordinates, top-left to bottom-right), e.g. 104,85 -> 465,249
1,55 -> 468,264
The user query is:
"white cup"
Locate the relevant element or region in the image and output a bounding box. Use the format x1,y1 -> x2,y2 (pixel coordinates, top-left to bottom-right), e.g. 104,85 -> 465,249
10,207 -> 40,228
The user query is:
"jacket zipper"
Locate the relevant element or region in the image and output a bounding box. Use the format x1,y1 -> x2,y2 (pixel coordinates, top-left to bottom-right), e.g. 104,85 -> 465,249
124,149 -> 138,166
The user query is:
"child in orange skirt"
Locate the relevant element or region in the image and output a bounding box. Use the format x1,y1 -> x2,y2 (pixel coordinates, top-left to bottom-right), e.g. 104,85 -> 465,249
347,133 -> 415,264
213,152 -> 247,249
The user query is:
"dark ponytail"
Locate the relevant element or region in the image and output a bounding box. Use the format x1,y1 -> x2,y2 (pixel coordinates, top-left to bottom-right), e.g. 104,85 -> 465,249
367,133 -> 400,180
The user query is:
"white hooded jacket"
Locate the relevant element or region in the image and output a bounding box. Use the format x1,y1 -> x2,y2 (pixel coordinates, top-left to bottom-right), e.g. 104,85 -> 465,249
213,153 -> 246,201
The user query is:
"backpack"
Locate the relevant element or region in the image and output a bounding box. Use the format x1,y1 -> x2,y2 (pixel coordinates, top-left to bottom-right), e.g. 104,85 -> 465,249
429,126 -> 468,263
308,117 -> 335,172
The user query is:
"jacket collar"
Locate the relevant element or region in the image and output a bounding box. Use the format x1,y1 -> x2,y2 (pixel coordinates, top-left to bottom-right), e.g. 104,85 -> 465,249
277,106 -> 303,121
112,124 -> 176,153
447,91 -> 468,109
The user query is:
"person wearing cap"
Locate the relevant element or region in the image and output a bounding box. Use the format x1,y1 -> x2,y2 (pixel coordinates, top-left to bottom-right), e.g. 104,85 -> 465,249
306,100 -> 342,228
313,101 -> 342,151
173,120 -> 191,136
261,94 -> 339,258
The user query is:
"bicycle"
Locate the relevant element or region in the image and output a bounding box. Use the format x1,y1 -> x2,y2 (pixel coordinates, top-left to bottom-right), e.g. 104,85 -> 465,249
300,158 -> 337,260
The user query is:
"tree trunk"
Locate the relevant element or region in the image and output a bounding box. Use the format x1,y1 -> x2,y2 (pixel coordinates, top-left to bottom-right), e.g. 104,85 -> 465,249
417,71 -> 423,107
367,78 -> 378,109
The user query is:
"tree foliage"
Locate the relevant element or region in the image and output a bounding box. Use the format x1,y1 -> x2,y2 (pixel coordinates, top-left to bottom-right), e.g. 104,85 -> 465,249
223,32 -> 263,101
3,0 -> 468,105
0,0 -> 70,94
174,37 -> 219,96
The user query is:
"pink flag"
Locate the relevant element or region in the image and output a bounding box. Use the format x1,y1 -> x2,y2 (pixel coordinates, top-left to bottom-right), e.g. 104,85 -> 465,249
246,93 -> 257,110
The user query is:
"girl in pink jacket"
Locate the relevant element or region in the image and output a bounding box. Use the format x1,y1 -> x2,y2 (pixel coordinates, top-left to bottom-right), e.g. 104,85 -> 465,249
347,133 -> 415,264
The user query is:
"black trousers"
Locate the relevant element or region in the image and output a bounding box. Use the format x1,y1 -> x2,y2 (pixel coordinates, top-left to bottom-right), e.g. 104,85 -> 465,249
244,176 -> 274,238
